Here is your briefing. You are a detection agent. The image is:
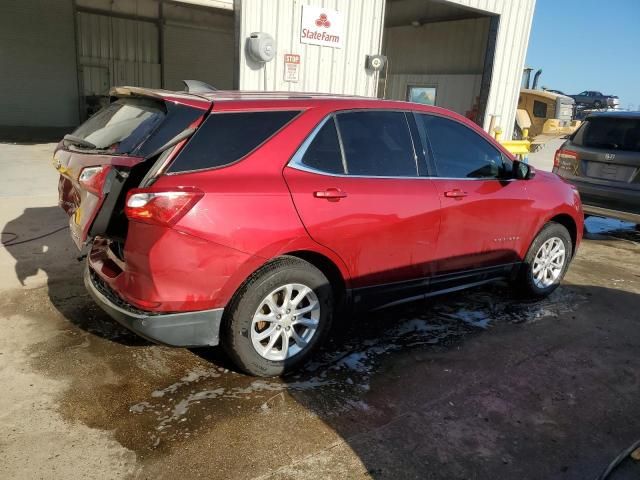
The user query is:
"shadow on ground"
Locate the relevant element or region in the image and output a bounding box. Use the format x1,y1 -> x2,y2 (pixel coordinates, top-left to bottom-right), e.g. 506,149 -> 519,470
3,207 -> 640,479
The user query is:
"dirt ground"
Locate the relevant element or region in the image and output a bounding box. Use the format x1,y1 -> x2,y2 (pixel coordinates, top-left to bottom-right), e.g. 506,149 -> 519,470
1,143 -> 639,480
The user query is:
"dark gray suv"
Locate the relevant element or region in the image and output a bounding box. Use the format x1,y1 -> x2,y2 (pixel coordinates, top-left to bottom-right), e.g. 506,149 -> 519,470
553,111 -> 640,224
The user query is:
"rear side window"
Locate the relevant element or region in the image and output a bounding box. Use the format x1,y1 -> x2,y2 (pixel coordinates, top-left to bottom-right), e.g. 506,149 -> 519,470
572,117 -> 640,152
71,98 -> 166,154
336,111 -> 417,177
301,118 -> 345,174
169,111 -> 299,173
417,114 -> 507,179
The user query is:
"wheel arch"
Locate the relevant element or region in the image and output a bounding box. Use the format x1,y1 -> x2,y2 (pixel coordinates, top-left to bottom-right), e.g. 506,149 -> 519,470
284,250 -> 347,305
548,213 -> 578,255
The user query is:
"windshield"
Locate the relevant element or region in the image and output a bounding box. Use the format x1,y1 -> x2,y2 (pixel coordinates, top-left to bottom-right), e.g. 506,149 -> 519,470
70,98 -> 166,154
572,117 -> 640,152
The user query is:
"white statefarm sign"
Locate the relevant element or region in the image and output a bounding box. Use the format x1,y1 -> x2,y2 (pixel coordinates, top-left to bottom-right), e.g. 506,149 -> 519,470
300,5 -> 344,48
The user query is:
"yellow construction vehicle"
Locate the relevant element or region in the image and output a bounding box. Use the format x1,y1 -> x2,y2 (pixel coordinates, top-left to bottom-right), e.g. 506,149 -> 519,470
514,68 -> 581,149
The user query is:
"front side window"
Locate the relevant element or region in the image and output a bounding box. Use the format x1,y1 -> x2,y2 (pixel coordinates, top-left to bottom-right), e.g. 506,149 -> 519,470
169,110 -> 299,173
335,111 -> 417,177
416,114 -> 508,179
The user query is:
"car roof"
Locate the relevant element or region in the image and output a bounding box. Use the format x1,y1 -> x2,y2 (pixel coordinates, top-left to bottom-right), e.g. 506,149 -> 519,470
111,85 -> 429,109
110,86 -> 515,160
586,111 -> 640,120
198,90 -> 368,101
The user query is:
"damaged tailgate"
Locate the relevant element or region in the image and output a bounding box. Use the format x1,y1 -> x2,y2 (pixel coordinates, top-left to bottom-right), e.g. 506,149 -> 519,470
54,87 -> 211,249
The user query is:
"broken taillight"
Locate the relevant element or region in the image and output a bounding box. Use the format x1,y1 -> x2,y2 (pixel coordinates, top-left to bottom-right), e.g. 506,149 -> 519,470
78,165 -> 111,195
124,188 -> 204,226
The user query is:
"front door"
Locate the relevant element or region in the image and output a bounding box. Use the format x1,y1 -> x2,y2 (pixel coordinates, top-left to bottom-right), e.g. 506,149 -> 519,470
414,113 -> 532,275
284,110 -> 441,304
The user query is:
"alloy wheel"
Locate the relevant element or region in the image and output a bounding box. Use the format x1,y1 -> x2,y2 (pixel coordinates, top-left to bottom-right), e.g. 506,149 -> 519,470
532,236 -> 566,288
250,283 -> 320,361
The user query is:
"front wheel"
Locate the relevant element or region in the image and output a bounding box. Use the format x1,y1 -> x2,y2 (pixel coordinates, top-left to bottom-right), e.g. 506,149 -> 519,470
222,256 -> 333,377
516,222 -> 573,298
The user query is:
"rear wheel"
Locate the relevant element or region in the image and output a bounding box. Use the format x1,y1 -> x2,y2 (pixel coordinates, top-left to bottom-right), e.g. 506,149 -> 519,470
222,256 -> 333,377
516,222 -> 573,298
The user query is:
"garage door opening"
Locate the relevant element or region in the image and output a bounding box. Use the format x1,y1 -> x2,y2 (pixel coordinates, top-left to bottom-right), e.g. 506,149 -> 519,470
381,0 -> 498,127
75,0 -> 235,121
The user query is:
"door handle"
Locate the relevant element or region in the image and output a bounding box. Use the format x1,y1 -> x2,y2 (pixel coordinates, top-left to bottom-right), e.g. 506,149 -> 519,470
314,188 -> 348,201
444,189 -> 468,199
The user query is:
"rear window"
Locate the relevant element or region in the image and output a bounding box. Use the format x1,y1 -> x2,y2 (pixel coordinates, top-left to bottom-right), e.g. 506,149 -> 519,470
572,117 -> 640,152
168,111 -> 300,173
71,98 -> 166,154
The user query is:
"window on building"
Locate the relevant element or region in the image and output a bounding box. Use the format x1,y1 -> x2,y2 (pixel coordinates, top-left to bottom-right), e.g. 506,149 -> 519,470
169,111 -> 300,172
416,114 -> 508,179
335,111 -> 417,177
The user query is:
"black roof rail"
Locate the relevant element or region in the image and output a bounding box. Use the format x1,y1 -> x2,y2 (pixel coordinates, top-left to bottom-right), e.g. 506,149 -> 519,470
182,80 -> 217,94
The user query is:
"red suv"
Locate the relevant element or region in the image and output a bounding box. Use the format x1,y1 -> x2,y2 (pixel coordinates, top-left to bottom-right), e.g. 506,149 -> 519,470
56,87 -> 583,376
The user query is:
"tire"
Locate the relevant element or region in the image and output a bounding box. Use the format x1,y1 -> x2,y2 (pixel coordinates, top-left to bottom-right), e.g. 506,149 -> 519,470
516,222 -> 573,298
222,256 -> 334,377
594,100 -> 602,109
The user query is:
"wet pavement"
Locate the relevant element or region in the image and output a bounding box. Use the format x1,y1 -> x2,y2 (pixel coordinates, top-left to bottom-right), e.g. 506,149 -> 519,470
1,143 -> 640,479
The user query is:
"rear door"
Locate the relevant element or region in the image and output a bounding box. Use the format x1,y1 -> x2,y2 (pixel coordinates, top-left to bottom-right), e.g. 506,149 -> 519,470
555,115 -> 640,214
55,95 -> 208,248
284,110 -> 441,295
414,113 -> 532,275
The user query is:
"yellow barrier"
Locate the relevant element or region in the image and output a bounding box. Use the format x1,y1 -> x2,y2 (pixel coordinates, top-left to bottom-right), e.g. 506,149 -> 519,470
500,140 -> 531,156
493,127 -> 531,159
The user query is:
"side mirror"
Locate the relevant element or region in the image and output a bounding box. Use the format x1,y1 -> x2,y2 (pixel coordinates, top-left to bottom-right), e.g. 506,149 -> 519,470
514,160 -> 536,180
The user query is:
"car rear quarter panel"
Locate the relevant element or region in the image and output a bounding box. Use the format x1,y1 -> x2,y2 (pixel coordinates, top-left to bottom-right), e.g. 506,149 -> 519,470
146,105 -> 353,307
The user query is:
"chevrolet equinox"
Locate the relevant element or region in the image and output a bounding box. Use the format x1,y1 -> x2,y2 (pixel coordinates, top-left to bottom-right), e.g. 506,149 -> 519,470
55,87 -> 583,376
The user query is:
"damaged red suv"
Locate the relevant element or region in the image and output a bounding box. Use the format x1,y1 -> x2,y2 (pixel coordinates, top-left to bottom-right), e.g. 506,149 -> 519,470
56,86 -> 583,376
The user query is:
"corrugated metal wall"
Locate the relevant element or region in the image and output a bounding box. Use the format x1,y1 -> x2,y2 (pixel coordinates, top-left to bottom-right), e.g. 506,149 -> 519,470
162,2 -> 235,91
163,24 -> 234,91
384,18 -> 490,75
238,0 -> 534,138
76,11 -> 161,96
447,0 -> 536,137
238,0 -> 386,96
0,0 -> 78,129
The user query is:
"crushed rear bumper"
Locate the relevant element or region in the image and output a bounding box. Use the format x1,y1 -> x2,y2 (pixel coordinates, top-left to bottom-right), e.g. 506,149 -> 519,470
84,267 -> 223,347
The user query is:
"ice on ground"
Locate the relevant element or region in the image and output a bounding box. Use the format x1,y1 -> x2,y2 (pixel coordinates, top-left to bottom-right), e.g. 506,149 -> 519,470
445,309 -> 491,329
585,216 -> 635,234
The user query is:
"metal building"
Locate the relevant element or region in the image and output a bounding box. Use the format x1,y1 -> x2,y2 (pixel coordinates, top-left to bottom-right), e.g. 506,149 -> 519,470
0,0 -> 535,139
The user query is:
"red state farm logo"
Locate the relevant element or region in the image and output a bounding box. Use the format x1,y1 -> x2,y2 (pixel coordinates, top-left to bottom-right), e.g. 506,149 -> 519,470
300,7 -> 341,46
315,13 -> 331,28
